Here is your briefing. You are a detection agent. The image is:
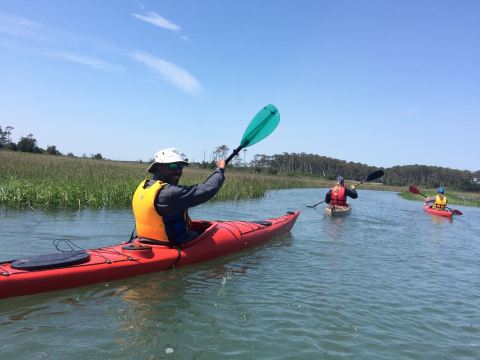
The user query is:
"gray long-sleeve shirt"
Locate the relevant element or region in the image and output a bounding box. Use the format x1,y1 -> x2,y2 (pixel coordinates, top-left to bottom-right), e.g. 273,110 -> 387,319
152,168 -> 225,216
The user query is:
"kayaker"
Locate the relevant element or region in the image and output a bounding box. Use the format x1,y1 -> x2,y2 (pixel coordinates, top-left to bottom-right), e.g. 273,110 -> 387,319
424,186 -> 447,210
324,176 -> 358,206
132,148 -> 226,245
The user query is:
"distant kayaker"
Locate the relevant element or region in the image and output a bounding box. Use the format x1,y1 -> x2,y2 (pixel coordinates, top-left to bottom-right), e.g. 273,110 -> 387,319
324,176 -> 358,206
424,186 -> 447,210
132,148 -> 226,245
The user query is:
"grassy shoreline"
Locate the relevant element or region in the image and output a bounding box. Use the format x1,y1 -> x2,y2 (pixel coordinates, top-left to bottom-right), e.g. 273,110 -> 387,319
1,151 -> 479,209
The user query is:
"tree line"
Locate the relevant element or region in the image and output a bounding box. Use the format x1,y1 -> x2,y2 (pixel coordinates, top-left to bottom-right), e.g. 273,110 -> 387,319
248,152 -> 480,192
0,125 -> 103,159
3,125 -> 478,191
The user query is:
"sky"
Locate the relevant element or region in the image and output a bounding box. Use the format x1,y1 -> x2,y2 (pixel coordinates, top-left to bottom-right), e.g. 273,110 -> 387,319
0,0 -> 479,171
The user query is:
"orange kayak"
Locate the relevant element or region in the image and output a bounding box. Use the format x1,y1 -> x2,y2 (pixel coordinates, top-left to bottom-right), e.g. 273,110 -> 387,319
0,211 -> 300,299
423,204 -> 453,218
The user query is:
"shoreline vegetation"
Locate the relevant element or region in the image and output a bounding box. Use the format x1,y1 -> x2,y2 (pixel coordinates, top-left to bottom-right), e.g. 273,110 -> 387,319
1,151 -> 479,210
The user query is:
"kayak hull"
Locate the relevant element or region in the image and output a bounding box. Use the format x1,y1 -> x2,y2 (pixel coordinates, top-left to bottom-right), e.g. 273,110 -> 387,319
324,205 -> 352,217
0,211 -> 300,299
423,205 -> 453,218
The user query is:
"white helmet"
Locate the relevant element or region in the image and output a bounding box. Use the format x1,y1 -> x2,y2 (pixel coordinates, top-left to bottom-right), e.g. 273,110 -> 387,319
147,148 -> 188,172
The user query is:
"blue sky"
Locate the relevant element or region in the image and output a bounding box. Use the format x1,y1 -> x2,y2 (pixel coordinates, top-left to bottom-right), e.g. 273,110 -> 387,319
1,0 -> 478,171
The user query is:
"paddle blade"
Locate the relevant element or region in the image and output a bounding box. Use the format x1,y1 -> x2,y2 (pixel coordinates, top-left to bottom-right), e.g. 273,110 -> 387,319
452,209 -> 463,216
409,185 -> 420,195
366,170 -> 384,182
240,104 -> 280,148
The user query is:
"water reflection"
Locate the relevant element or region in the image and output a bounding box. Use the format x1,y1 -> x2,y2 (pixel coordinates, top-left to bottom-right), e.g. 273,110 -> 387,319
428,214 -> 453,225
117,233 -> 293,309
324,212 -> 349,240
111,233 -> 294,356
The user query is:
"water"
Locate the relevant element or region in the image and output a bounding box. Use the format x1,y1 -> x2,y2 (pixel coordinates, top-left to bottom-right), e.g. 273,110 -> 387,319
1,189 -> 479,360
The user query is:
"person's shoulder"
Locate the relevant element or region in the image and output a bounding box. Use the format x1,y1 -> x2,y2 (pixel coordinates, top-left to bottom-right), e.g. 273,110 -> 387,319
158,183 -> 181,194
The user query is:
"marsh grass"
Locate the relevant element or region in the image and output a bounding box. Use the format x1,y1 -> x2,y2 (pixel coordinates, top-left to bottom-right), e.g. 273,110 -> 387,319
0,151 -> 325,209
3,151 -> 477,209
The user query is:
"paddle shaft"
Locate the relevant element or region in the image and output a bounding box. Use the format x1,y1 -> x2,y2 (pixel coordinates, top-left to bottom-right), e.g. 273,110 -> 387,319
307,200 -> 325,208
225,144 -> 245,165
416,190 -> 428,198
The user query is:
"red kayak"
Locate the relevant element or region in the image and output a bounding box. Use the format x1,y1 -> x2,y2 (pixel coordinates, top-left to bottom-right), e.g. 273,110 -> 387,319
423,204 -> 453,219
0,211 -> 299,299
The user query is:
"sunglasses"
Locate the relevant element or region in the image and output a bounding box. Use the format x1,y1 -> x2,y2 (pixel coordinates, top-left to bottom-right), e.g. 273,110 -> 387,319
166,163 -> 185,171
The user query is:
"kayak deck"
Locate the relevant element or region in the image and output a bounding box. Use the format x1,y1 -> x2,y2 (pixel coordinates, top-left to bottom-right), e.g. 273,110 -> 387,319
0,211 -> 299,299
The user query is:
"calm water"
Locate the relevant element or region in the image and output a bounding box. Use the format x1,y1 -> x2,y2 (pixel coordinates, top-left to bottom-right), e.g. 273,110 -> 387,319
1,189 -> 479,360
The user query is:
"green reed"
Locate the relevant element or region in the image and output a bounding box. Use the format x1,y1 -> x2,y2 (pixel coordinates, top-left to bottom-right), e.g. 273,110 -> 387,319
4,151 -> 478,209
0,151 -> 324,209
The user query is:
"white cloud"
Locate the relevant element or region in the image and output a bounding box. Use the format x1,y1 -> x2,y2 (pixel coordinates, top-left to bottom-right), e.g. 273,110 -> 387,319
0,12 -> 124,52
132,11 -> 181,32
132,52 -> 202,95
0,13 -> 54,42
0,12 -> 124,72
44,51 -> 124,72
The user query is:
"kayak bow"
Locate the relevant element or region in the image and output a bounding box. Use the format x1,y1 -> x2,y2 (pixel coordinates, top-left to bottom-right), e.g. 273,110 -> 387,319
0,211 -> 299,299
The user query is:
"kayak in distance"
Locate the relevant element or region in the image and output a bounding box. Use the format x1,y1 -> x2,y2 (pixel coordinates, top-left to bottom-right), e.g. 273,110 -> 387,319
0,211 -> 300,300
324,204 -> 352,217
423,204 -> 453,219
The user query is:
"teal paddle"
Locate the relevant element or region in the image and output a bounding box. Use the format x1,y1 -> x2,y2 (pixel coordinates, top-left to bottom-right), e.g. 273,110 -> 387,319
408,186 -> 463,215
225,104 -> 280,164
307,170 -> 385,208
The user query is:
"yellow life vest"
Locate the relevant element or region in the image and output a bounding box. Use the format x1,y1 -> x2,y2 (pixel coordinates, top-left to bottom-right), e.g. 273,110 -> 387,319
432,194 -> 447,210
132,180 -> 168,242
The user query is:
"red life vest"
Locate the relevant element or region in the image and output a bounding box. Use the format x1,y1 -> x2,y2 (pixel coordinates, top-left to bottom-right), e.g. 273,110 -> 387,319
331,186 -> 347,205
